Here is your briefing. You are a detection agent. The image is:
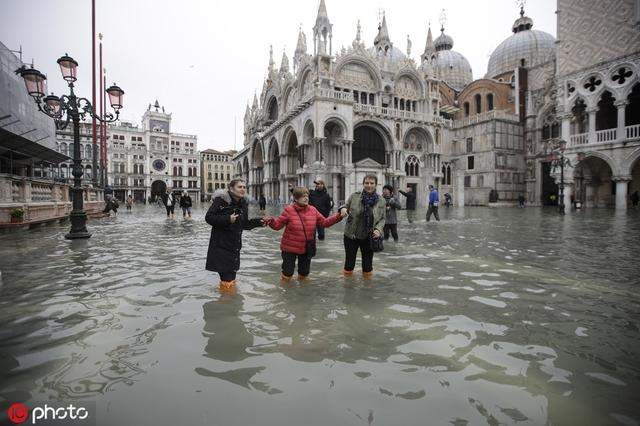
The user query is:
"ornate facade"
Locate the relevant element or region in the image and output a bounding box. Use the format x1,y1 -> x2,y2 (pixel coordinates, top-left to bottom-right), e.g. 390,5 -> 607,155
235,0 -> 640,209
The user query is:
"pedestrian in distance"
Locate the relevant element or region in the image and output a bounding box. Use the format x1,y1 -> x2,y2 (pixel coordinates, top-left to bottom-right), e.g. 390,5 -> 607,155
398,186 -> 417,223
103,196 -> 119,216
180,191 -> 193,219
264,186 -> 346,282
444,192 -> 452,207
631,190 -> 639,208
258,194 -> 267,212
126,194 -> 134,212
382,185 -> 400,242
205,179 -> 268,293
309,179 -> 334,241
161,187 -> 176,219
426,185 -> 440,222
342,175 -> 386,278
518,194 -> 526,208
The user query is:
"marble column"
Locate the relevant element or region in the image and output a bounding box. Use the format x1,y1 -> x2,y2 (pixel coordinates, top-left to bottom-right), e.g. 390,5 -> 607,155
560,113 -> 571,144
613,176 -> 630,210
456,171 -> 465,206
615,100 -> 628,141
587,108 -> 597,144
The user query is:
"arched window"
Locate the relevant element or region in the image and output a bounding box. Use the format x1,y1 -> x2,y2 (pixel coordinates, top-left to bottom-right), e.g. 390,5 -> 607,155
395,123 -> 401,140
572,99 -> 588,134
405,155 -> 420,176
475,94 -> 482,114
369,93 -> 375,105
464,102 -> 470,117
353,126 -> 386,165
361,92 -> 367,104
596,91 -> 617,130
267,97 -> 278,121
139,165 -> 143,174
85,145 -> 92,159
119,163 -> 125,173
178,166 -> 183,176
487,93 -> 494,111
173,166 -> 177,176
69,143 -> 75,155
626,83 -> 640,126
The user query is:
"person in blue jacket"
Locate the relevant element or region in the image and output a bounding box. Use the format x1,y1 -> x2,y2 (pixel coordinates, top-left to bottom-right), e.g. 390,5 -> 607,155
426,185 -> 440,222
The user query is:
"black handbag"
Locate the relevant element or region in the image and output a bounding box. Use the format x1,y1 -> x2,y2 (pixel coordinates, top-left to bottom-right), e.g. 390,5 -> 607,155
369,232 -> 384,252
295,210 -> 316,257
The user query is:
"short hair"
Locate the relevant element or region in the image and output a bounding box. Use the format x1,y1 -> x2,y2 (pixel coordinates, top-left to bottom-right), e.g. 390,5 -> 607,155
228,178 -> 245,189
362,174 -> 378,185
292,187 -> 309,199
382,184 -> 393,193
428,185 -> 434,190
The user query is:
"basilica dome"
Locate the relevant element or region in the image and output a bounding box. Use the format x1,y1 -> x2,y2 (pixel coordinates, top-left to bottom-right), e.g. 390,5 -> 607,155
369,45 -> 408,66
432,28 -> 473,92
486,11 -> 556,79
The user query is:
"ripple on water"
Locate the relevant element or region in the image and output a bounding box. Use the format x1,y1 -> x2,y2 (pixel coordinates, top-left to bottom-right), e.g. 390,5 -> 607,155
469,296 -> 507,308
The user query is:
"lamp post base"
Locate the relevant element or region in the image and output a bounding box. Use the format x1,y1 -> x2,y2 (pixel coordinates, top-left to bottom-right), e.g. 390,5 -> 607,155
65,210 -> 92,239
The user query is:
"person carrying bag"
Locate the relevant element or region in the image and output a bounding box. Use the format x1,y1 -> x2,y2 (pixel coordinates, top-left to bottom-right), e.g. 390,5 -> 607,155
265,187 -> 346,282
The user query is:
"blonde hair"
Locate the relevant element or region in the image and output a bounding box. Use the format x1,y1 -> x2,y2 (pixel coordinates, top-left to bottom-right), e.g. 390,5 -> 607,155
292,187 -> 309,199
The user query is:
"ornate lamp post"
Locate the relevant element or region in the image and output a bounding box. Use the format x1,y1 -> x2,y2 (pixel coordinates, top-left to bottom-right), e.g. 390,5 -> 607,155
16,54 -> 124,239
541,139 -> 583,215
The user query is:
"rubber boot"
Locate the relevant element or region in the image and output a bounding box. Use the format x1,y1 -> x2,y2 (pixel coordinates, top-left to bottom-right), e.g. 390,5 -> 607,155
362,271 -> 373,279
342,269 -> 354,277
280,273 -> 293,283
297,274 -> 309,281
218,280 -> 236,293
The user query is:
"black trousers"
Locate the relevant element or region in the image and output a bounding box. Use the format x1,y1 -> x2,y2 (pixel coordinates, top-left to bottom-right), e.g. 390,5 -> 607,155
282,251 -> 312,277
218,271 -> 237,281
426,205 -> 440,221
383,224 -> 398,241
165,205 -> 175,216
343,236 -> 374,273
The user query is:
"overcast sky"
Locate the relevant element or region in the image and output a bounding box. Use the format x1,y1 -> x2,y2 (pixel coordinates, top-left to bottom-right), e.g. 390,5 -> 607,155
1,0 -> 556,151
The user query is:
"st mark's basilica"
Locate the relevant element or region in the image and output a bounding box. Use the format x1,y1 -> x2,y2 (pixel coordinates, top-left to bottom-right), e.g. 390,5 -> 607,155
234,0 -> 640,209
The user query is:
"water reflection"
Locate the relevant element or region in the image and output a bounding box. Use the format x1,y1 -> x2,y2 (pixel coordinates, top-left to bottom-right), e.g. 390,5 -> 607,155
0,206 -> 638,425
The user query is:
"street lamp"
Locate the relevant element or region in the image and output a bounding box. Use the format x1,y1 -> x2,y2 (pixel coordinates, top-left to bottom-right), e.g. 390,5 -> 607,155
16,53 -> 124,239
541,139 -> 582,215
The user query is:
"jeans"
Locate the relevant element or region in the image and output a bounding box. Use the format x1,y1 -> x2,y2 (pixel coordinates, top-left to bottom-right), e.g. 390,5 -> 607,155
406,209 -> 416,223
218,271 -> 237,281
383,224 -> 398,241
182,206 -> 192,216
281,251 -> 312,277
165,205 -> 175,216
426,205 -> 440,221
343,236 -> 374,273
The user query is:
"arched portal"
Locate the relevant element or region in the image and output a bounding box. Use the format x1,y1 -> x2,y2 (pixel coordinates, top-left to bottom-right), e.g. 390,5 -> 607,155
151,180 -> 167,201
242,157 -> 250,187
573,155 -> 615,208
284,129 -> 299,175
353,123 -> 388,165
571,99 -> 588,135
630,155 -> 640,206
268,138 -> 280,202
252,142 -> 264,198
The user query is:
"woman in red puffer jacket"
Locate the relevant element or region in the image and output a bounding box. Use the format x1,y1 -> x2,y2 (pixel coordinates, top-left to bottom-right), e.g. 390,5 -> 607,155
266,186 -> 347,281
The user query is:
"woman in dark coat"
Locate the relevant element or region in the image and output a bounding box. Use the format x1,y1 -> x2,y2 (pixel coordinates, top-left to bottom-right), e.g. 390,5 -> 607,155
205,179 -> 266,292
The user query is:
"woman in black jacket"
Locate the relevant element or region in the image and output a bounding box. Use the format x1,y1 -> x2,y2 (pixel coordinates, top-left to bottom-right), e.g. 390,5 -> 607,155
179,191 -> 193,219
205,179 -> 266,292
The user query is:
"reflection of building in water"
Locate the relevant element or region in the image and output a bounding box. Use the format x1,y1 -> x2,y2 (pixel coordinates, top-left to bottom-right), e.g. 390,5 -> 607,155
234,0 -> 640,209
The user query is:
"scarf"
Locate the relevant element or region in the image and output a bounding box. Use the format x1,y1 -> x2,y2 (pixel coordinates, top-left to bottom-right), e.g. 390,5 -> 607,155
361,191 -> 379,232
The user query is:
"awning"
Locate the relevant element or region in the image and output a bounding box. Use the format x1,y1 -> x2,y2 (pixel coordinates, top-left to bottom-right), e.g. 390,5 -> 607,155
440,105 -> 460,114
0,127 -> 69,164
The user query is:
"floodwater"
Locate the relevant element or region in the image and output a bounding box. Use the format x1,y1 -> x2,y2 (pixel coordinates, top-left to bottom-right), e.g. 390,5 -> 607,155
0,204 -> 639,426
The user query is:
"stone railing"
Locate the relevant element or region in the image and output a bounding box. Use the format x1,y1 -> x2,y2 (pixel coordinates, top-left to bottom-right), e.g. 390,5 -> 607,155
452,109 -> 519,128
0,174 -> 105,225
353,103 -> 445,125
596,128 -> 617,143
626,124 -> 640,140
570,132 -> 589,146
567,124 -> 640,147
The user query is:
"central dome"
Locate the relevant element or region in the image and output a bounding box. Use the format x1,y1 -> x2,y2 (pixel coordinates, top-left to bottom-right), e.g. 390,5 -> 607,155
486,12 -> 556,79
368,45 -> 407,66
431,28 -> 473,91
